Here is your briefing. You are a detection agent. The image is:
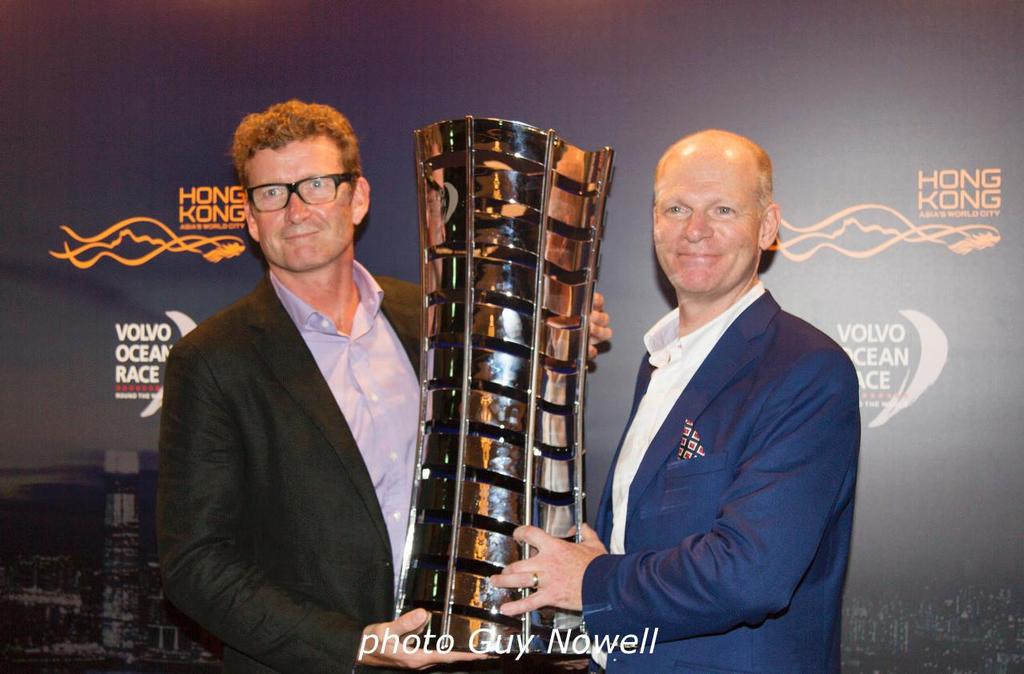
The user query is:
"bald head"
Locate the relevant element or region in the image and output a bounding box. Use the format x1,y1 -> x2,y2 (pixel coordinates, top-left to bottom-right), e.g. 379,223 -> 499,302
655,129 -> 773,211
650,128 -> 782,329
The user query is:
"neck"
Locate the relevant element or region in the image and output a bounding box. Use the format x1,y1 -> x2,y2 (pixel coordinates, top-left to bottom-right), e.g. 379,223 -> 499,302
676,277 -> 758,337
271,257 -> 360,334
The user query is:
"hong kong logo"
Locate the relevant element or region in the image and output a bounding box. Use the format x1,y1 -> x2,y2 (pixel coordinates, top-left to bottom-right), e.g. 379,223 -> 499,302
771,168 -> 1002,261
51,217 -> 245,268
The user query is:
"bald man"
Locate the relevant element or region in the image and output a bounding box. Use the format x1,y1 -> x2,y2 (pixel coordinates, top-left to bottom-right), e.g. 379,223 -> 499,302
492,130 -> 860,673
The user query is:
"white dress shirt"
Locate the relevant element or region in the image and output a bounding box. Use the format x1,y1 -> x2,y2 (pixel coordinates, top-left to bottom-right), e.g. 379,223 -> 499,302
270,263 -> 419,590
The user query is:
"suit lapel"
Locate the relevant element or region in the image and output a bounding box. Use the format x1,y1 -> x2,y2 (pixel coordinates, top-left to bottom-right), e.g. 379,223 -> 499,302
595,354 -> 654,544
624,293 -> 781,529
246,278 -> 392,553
378,277 -> 421,372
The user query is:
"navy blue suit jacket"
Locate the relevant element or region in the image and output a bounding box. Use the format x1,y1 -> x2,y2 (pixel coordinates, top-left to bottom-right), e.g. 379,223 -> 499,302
582,292 -> 860,673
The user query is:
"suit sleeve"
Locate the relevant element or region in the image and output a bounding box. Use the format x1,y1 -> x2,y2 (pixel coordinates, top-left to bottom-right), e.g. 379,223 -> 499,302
157,338 -> 368,673
582,348 -> 860,641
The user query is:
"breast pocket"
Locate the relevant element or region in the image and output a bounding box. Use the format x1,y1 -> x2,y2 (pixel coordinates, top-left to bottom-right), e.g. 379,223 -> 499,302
642,453 -> 730,522
664,452 -> 729,486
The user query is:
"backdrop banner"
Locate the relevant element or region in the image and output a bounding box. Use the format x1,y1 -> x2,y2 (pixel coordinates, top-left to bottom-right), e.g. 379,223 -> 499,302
1,2 -> 1020,672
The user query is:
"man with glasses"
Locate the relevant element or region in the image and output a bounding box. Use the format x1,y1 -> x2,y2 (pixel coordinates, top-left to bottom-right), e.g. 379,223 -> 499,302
157,101 -> 609,671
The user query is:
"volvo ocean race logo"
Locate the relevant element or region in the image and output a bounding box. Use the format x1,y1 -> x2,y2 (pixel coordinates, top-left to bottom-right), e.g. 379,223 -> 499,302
114,310 -> 196,418
836,310 -> 948,428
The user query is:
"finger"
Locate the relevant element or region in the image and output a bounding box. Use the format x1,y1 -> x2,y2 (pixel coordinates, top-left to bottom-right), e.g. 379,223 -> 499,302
566,522 -> 592,539
588,345 -> 598,359
391,607 -> 430,636
419,651 -> 494,663
402,650 -> 493,669
498,558 -> 535,575
590,309 -> 610,328
445,652 -> 494,661
489,571 -> 537,589
434,647 -> 493,659
588,323 -> 612,352
499,591 -> 550,617
513,524 -> 552,549
578,523 -> 607,552
593,291 -> 605,311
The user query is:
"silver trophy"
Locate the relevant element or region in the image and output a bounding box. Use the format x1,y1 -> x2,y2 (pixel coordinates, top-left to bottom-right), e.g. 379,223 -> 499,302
396,117 -> 613,653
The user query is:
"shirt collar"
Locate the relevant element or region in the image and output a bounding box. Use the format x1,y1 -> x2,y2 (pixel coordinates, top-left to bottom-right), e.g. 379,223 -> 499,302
645,282 -> 765,369
269,260 -> 384,335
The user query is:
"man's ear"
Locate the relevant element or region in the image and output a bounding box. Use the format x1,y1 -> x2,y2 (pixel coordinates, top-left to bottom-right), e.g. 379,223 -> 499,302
244,197 -> 261,243
351,176 -> 371,226
758,203 -> 781,251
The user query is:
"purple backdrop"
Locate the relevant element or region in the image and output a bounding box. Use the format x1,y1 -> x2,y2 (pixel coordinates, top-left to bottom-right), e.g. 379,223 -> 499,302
2,2 -> 1021,671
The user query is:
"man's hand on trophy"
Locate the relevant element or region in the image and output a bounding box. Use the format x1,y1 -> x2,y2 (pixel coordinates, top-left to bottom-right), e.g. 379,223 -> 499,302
588,291 -> 613,359
490,523 -> 607,615
358,608 -> 491,669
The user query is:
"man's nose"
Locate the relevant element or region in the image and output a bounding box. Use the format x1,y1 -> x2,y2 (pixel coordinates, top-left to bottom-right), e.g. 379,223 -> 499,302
682,211 -> 711,242
285,191 -> 311,221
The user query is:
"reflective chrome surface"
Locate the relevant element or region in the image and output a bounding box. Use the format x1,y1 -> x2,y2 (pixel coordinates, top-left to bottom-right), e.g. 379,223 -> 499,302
399,116 -> 613,653
406,522 -> 521,570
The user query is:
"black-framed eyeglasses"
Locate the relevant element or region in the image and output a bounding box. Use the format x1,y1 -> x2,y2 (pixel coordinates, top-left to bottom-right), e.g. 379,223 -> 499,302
246,173 -> 357,212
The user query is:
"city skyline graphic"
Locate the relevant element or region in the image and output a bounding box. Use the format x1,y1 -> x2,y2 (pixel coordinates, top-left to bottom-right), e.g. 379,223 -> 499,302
1,450 -> 218,672
1,451 -> 1020,672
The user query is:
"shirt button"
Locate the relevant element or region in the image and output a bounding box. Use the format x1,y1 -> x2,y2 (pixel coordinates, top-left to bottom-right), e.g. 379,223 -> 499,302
390,452 -> 398,462
370,393 -> 380,402
392,512 -> 401,520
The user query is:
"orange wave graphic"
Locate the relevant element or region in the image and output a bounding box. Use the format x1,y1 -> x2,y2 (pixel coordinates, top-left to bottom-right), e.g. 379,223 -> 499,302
771,203 -> 1000,261
49,217 -> 246,268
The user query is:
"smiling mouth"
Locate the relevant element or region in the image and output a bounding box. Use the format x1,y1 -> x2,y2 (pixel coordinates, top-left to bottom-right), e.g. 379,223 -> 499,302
678,252 -> 719,261
283,227 -> 320,240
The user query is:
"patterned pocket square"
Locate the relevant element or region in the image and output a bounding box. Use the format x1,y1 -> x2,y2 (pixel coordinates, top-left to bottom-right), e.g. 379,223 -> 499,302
677,418 -> 706,460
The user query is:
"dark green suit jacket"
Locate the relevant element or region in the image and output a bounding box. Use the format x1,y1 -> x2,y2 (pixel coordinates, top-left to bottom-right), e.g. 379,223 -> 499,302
158,274 -> 420,673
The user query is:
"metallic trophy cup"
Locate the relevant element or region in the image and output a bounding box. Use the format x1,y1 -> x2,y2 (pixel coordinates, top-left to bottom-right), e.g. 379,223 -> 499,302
396,117 -> 614,653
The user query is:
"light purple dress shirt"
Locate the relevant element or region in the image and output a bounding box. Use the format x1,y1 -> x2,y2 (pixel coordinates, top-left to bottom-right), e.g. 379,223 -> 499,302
270,263 -> 419,589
